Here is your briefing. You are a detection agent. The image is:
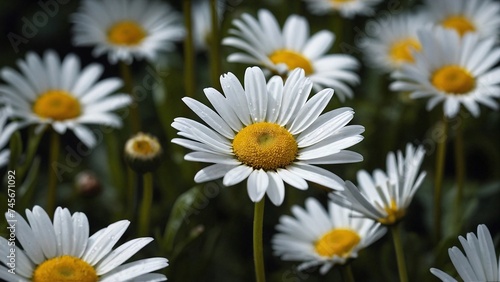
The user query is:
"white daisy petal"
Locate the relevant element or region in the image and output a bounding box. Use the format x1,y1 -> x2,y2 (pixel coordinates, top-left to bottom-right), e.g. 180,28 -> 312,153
223,165 -> 254,186
96,237 -> 154,275
83,220 -> 130,265
195,164 -> 238,183
99,258 -> 168,282
247,169 -> 269,202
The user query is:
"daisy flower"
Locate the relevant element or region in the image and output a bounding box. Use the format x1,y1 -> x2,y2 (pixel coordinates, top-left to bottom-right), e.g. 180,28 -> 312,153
0,108 -> 20,167
430,224 -> 499,282
272,197 -> 386,274
0,205 -> 168,281
331,143 -> 426,225
424,0 -> 500,38
222,9 -> 359,102
390,27 -> 500,118
0,50 -> 131,147
359,12 -> 428,73
71,0 -> 184,64
172,67 -> 364,206
302,0 -> 383,18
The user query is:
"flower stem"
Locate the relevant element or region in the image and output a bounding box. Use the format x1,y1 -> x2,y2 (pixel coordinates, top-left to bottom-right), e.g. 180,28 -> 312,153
183,0 -> 195,98
120,61 -> 141,133
434,115 -> 448,242
139,172 -> 153,236
209,0 -> 221,87
47,130 -> 60,216
453,118 -> 465,231
340,264 -> 355,282
391,224 -> 408,282
253,199 -> 266,282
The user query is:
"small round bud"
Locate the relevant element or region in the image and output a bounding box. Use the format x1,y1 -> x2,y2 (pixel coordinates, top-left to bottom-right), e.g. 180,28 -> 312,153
124,132 -> 162,173
76,170 -> 102,197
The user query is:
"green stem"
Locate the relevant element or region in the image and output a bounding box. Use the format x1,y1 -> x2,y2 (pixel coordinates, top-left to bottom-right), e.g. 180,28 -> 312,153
17,126 -> 46,181
139,172 -> 153,237
183,0 -> 195,98
453,118 -> 465,231
340,264 -> 355,282
120,61 -> 141,132
209,0 -> 221,87
331,13 -> 343,53
391,224 -> 409,282
126,167 -> 137,220
47,130 -> 60,216
253,199 -> 266,282
434,115 -> 448,242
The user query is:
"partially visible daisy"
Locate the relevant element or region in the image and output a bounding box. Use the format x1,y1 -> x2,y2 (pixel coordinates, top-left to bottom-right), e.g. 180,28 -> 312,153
192,0 -> 224,51
0,205 -> 168,281
0,50 -> 131,147
430,224 -> 499,282
424,0 -> 500,38
222,9 -> 359,102
0,108 -> 20,167
272,197 -> 386,274
390,27 -> 500,118
359,12 -> 428,73
172,67 -> 364,206
302,0 -> 383,18
71,0 -> 185,64
331,143 -> 426,225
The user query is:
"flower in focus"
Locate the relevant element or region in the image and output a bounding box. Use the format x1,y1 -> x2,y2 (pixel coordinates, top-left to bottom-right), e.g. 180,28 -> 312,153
430,224 -> 499,282
0,108 -> 20,167
424,0 -> 500,38
0,205 -> 169,281
331,143 -> 426,225
390,27 -> 500,118
71,0 -> 184,64
302,0 -> 383,18
223,9 -> 359,102
359,12 -> 428,73
172,67 -> 364,206
0,51 -> 131,147
272,197 -> 386,274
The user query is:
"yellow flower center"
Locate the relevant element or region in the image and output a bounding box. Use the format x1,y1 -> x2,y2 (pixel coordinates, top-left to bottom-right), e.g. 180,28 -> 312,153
378,199 -> 405,225
33,90 -> 81,120
315,228 -> 361,257
431,65 -> 475,94
125,132 -> 162,160
33,255 -> 97,282
232,122 -> 298,170
269,50 -> 314,75
389,38 -> 421,64
441,15 -> 476,36
331,0 -> 354,3
107,20 -> 146,46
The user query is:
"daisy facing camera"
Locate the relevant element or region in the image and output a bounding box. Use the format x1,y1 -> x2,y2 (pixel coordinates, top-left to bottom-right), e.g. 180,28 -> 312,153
124,132 -> 163,174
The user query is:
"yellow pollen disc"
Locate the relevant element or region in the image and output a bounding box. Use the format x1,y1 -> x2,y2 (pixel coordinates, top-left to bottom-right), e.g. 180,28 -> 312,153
315,228 -> 361,257
331,0 -> 354,3
269,49 -> 314,75
33,90 -> 81,120
389,38 -> 421,64
431,65 -> 475,94
378,199 -> 405,225
232,122 -> 298,171
125,132 -> 162,160
107,20 -> 146,46
33,255 -> 97,282
441,15 -> 476,36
